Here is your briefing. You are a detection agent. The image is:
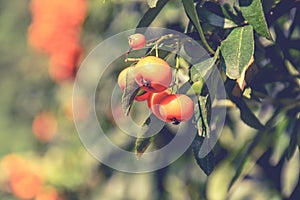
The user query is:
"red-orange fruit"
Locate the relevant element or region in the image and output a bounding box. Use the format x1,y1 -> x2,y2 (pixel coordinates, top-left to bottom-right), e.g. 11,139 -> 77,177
147,90 -> 171,120
158,94 -> 194,124
134,56 -> 172,93
128,33 -> 146,50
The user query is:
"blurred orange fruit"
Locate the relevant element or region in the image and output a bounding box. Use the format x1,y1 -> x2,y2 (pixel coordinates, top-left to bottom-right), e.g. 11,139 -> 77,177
32,112 -> 57,143
10,170 -> 43,199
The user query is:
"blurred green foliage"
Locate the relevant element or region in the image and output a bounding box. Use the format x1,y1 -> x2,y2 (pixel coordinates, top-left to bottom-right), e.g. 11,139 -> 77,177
0,0 -> 299,200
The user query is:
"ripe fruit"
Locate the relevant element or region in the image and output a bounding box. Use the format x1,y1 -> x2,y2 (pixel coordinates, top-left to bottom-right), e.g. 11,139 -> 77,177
1,154 -> 27,177
134,56 -> 172,93
117,66 -> 132,90
128,33 -> 146,50
10,171 -> 43,199
1,154 -> 44,199
32,112 -> 57,143
118,66 -> 149,101
158,94 -> 194,124
147,90 -> 171,120
135,89 -> 150,101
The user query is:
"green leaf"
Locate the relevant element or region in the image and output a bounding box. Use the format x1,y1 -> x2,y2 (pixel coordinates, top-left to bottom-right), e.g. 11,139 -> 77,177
187,81 -> 204,95
197,5 -> 238,29
182,0 -> 215,54
231,97 -> 264,130
190,47 -> 220,82
281,148 -> 300,198
147,0 -> 159,8
228,130 -> 264,189
182,0 -> 201,33
135,114 -> 163,159
194,95 -> 211,137
121,68 -> 140,116
192,135 -> 215,175
270,117 -> 290,165
220,25 -> 254,79
239,0 -> 272,40
137,0 -> 169,28
286,119 -> 299,160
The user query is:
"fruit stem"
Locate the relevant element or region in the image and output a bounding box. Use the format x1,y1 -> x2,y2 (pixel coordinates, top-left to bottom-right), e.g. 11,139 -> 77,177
155,44 -> 158,57
146,34 -> 179,56
125,57 -> 141,62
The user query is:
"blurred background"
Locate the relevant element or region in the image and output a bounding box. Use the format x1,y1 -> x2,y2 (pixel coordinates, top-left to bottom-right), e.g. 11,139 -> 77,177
0,0 -> 299,199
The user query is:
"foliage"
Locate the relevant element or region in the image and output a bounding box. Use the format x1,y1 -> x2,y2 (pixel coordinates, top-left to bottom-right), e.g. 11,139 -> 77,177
0,0 -> 299,199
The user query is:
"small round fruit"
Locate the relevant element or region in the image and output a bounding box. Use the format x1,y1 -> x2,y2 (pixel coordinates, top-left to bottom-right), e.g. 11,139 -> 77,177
117,66 -> 132,90
117,66 -> 149,101
158,94 -> 194,124
128,33 -> 146,50
134,56 -> 172,93
32,112 -> 57,143
147,90 -> 171,120
10,171 -> 43,199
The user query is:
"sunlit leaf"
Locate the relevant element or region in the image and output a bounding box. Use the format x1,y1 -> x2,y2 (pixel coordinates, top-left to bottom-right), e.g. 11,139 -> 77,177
147,0 -> 158,8
281,148 -> 300,198
239,0 -> 272,40
287,119 -> 299,160
187,80 -> 204,95
270,119 -> 289,165
207,162 -> 235,199
221,25 -> 254,79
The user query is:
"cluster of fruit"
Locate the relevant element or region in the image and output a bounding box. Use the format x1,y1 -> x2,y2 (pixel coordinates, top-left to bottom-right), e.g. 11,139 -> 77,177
117,34 -> 194,125
28,0 -> 87,83
1,154 -> 60,200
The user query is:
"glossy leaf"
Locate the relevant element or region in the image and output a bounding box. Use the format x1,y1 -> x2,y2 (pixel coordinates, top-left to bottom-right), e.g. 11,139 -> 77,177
239,0 -> 272,40
192,135 -> 215,175
197,5 -> 238,29
121,68 -> 140,116
137,0 -> 169,28
221,25 -> 254,79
